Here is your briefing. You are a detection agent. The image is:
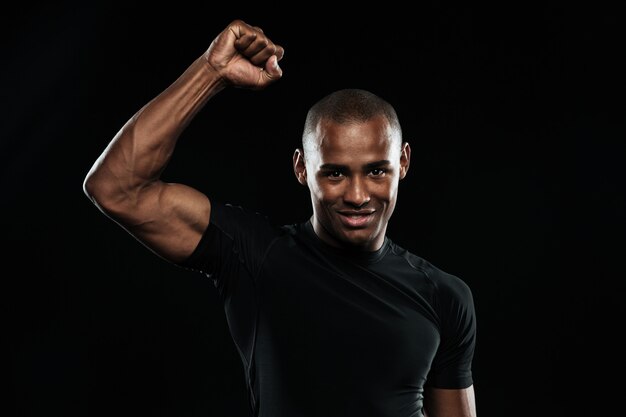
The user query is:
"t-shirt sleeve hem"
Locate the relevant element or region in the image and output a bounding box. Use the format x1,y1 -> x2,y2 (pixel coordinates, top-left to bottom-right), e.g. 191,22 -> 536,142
174,201 -> 225,274
424,375 -> 473,389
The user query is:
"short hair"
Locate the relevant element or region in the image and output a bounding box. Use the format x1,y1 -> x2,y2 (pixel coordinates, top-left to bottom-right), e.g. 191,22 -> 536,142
302,88 -> 402,155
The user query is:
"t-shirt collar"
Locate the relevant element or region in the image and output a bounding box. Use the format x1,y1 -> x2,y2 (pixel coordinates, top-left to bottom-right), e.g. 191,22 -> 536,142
303,218 -> 389,263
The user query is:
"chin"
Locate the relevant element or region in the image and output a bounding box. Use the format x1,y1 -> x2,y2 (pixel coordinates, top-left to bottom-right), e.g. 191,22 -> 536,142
339,230 -> 374,246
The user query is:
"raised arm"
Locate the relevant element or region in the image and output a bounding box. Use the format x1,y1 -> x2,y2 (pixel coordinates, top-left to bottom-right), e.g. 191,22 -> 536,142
83,19 -> 284,263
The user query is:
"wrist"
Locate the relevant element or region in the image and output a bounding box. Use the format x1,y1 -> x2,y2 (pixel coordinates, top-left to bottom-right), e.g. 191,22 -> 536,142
199,55 -> 228,91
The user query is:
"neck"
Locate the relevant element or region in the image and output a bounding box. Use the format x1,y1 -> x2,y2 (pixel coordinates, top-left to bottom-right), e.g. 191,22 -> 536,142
309,215 -> 385,252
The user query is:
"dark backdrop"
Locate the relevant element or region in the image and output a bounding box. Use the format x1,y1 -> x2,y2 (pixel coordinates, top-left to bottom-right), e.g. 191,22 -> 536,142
4,3 -> 624,416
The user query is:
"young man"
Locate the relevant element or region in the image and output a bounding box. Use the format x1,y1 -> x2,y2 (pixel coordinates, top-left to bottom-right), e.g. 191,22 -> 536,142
84,19 -> 477,417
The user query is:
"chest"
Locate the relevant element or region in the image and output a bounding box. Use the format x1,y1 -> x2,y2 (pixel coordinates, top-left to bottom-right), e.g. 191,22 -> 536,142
255,246 -> 440,383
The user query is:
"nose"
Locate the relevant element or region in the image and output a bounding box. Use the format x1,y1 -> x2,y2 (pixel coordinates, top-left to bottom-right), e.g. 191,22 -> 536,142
343,176 -> 370,208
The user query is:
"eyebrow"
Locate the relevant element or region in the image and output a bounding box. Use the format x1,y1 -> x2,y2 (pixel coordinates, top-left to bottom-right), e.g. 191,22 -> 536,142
319,160 -> 391,171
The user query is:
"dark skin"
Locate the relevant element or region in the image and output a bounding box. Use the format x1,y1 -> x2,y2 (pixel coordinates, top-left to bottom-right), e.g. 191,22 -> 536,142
84,19 -> 476,417
83,19 -> 283,263
294,115 -> 409,252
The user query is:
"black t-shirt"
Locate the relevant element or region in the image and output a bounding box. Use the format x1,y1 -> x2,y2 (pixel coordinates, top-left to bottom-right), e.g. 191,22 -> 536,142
179,201 -> 476,417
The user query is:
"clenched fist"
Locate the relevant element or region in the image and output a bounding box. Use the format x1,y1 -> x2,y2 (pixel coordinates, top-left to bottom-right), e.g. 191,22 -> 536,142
203,19 -> 285,90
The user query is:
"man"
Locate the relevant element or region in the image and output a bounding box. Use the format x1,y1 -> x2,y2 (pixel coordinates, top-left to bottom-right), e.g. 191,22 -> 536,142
84,19 -> 477,417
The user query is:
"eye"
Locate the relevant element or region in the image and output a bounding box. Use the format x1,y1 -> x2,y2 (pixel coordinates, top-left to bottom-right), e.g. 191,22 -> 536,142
328,170 -> 344,179
370,168 -> 387,177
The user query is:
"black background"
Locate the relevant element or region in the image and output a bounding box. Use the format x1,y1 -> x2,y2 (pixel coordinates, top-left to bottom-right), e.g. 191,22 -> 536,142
4,2 -> 624,416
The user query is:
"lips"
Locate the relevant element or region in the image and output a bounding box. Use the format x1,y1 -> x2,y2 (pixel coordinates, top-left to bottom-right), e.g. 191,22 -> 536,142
337,211 -> 375,228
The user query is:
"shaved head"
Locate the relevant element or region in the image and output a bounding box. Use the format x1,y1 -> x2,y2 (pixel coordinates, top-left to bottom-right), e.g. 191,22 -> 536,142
292,88 -> 411,251
302,89 -> 402,157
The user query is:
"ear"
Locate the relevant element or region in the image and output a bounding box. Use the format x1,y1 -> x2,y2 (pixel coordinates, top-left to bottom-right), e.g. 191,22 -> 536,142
399,142 -> 411,180
293,148 -> 308,186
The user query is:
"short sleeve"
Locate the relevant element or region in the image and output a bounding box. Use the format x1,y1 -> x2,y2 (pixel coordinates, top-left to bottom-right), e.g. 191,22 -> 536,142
177,200 -> 282,301
425,272 -> 477,389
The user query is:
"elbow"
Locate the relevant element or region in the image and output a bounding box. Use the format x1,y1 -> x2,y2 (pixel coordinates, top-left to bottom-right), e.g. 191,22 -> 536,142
82,170 -> 97,201
82,166 -> 147,222
83,166 -> 108,204
82,167 -> 121,215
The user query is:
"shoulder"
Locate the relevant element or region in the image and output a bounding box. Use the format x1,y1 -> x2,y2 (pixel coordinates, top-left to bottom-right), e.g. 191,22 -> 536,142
213,202 -> 273,224
388,240 -> 473,304
209,201 -> 285,237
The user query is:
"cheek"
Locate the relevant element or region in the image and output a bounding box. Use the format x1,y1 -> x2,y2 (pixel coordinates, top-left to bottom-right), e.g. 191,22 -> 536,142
372,181 -> 396,201
387,184 -> 399,201
311,179 -> 339,198
309,181 -> 334,205
306,176 -> 322,195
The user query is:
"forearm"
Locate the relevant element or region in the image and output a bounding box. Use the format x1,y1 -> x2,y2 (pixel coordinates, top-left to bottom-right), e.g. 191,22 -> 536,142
84,56 -> 224,204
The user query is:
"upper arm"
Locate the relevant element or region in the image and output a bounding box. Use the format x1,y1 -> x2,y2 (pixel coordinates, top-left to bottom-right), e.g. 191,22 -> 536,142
95,180 -> 212,264
424,385 -> 477,417
426,271 -> 476,389
423,270 -> 477,416
176,200 -> 282,299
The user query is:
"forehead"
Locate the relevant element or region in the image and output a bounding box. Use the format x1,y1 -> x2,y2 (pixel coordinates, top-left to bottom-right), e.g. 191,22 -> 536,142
309,116 -> 399,162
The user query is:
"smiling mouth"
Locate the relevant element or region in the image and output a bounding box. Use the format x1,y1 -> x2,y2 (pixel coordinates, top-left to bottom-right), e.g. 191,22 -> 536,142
337,211 -> 375,228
